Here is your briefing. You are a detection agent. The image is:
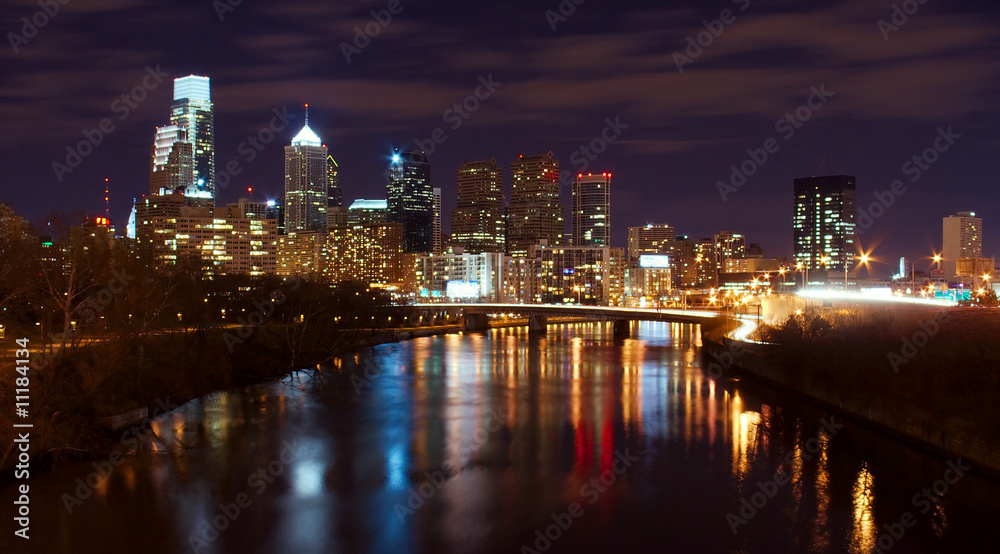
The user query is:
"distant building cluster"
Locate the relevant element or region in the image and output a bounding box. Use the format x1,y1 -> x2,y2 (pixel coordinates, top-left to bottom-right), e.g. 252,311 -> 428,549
3,75 -> 996,307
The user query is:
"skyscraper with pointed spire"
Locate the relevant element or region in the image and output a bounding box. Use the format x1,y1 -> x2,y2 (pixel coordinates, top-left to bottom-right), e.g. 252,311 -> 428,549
284,105 -> 330,233
170,75 -> 214,201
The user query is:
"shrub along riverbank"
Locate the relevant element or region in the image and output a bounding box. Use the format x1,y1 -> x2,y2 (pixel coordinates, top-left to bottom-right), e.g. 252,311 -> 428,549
702,307 -> 1000,475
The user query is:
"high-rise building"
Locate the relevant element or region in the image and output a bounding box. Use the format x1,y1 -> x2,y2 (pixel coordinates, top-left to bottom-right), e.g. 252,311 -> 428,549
793,175 -> 857,272
326,223 -> 404,286
695,237 -> 718,287
149,125 -> 194,197
508,152 -> 564,256
451,158 -> 505,254
432,187 -> 442,254
266,196 -> 285,236
387,149 -> 433,253
349,199 -> 389,225
284,107 -> 329,234
628,224 -> 674,260
170,75 -> 214,201
942,211 -> 983,277
136,191 -> 277,274
416,249 -> 509,302
571,173 -> 611,247
715,231 -> 746,268
328,155 -> 342,209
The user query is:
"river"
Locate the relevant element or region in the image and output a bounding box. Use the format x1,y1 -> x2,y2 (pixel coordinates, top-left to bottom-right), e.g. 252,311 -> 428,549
3,321 -> 999,553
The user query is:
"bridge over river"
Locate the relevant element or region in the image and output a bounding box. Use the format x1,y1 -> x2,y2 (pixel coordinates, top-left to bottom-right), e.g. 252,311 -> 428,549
407,303 -> 721,337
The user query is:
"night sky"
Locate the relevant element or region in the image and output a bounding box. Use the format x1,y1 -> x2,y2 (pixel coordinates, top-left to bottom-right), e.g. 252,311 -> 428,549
2,0 -> 998,276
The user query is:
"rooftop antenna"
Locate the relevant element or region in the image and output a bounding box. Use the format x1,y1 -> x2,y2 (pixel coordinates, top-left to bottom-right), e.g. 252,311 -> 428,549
304,103 -> 309,127
104,178 -> 110,219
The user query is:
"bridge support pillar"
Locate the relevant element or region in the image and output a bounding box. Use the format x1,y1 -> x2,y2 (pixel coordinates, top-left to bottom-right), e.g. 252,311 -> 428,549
528,315 -> 548,334
613,319 -> 631,338
464,313 -> 490,332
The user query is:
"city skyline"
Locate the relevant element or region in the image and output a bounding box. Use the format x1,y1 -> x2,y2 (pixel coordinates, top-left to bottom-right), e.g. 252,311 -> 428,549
2,0 -> 999,273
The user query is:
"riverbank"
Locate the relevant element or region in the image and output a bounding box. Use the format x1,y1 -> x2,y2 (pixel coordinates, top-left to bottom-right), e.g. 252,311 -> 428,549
0,315 -> 593,475
701,312 -> 1000,478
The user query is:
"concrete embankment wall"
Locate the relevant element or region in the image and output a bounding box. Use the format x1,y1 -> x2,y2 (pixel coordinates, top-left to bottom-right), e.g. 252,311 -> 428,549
703,329 -> 1000,477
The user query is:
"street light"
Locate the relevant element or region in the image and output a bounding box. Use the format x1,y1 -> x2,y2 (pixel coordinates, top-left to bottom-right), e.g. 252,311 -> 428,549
911,254 -> 942,296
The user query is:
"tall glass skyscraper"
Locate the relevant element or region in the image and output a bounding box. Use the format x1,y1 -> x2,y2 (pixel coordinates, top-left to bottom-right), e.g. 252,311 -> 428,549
571,173 -> 611,247
793,175 -> 857,272
387,149 -> 433,253
284,109 -> 329,233
170,75 -> 215,201
149,125 -> 193,196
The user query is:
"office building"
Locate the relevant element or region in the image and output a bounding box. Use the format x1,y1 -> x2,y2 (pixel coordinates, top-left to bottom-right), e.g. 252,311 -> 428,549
571,173 -> 611,247
524,244 -> 625,305
326,223 -> 404,287
433,187 -> 442,254
136,191 -> 277,274
628,224 -> 674,260
277,231 -> 328,277
715,231 -> 746,268
942,211 -> 983,278
149,125 -> 193,196
169,75 -> 214,200
793,175 -> 857,272
387,150 -> 434,253
416,249 -> 508,302
284,108 -> 329,233
328,155 -> 342,209
451,159 -> 505,254
508,152 -> 564,256
349,199 -> 389,225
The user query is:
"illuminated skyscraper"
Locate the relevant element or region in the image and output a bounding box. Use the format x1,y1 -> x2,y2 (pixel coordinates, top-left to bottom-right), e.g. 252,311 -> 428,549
942,211 -> 983,277
328,155 -> 342,208
284,107 -> 329,233
433,187 -> 442,254
149,125 -> 193,196
571,173 -> 611,247
170,75 -> 214,201
627,224 -> 674,260
793,175 -> 857,272
387,149 -> 433,253
451,158 -> 505,254
349,199 -> 389,225
509,151 -> 564,256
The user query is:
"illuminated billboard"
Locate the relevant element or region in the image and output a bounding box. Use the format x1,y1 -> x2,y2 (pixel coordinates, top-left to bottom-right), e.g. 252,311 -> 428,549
639,255 -> 670,269
446,280 -> 480,299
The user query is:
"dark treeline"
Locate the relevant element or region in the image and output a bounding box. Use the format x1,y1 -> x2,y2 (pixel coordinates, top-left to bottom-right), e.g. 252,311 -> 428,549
0,210 -> 395,471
